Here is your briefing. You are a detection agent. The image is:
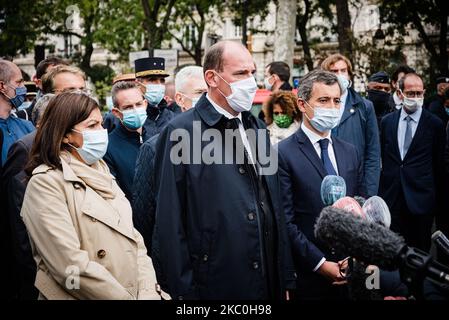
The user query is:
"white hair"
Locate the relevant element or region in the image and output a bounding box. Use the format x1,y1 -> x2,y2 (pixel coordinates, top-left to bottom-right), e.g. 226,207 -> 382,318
175,66 -> 204,93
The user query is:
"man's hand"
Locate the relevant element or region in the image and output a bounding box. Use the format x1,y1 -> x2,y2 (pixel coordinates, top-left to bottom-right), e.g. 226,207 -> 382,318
317,261 -> 347,285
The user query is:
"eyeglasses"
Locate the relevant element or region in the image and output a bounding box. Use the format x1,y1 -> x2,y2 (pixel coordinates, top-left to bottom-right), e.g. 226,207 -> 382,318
54,88 -> 92,95
402,90 -> 424,98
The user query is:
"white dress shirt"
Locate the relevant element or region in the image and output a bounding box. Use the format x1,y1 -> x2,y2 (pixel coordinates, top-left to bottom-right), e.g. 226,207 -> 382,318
206,94 -> 256,166
301,122 -> 339,272
301,122 -> 339,175
397,106 -> 422,160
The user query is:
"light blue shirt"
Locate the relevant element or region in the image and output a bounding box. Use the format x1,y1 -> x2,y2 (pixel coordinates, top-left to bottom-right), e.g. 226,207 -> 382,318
397,106 -> 422,160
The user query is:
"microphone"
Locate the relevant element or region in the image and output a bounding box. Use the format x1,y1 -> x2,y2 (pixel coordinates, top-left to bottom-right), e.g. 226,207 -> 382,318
332,196 -> 364,217
314,206 -> 449,289
315,206 -> 402,269
432,231 -> 449,257
362,196 -> 391,228
320,175 -> 346,206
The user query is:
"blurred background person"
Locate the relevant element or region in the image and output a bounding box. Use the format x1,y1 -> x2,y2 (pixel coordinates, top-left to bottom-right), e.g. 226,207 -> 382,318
15,56 -> 69,123
1,94 -> 54,300
366,71 -> 391,127
428,76 -> 449,126
135,57 -> 176,142
264,61 -> 293,92
41,65 -> 87,95
321,53 -> 379,197
132,65 -> 207,257
388,65 -> 416,112
263,90 -> 301,145
21,92 -> 162,300
380,73 -> 445,252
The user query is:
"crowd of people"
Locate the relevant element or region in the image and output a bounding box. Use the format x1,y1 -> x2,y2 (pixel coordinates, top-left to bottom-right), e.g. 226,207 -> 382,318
1,40 -> 449,300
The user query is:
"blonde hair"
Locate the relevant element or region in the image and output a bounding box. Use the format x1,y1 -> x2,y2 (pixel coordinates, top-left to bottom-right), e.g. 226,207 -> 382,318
320,53 -> 353,79
41,65 -> 86,94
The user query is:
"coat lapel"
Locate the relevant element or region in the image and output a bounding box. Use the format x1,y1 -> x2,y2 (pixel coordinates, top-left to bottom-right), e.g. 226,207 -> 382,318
336,88 -> 361,127
295,128 -> 327,179
80,188 -> 136,242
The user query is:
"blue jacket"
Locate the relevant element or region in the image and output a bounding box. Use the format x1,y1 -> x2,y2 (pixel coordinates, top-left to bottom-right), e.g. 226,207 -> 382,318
142,103 -> 176,142
380,109 -> 445,215
0,116 -> 34,166
332,88 -> 380,196
132,134 -> 159,253
278,127 -> 364,299
103,124 -> 142,201
152,94 -> 296,300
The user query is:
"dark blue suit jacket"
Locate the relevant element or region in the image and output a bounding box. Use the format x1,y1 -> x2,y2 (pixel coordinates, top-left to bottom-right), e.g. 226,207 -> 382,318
278,127 -> 364,273
379,109 -> 445,215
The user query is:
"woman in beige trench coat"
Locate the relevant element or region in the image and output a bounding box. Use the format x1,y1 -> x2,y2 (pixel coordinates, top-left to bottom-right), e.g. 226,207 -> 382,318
21,92 -> 167,300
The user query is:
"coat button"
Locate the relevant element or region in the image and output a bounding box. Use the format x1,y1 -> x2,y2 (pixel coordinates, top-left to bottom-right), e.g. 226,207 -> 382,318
247,212 -> 255,221
260,201 -> 264,208
239,166 -> 246,174
97,250 -> 106,259
73,183 -> 81,189
252,261 -> 259,270
226,121 -> 233,129
202,254 -> 209,262
91,218 -> 97,223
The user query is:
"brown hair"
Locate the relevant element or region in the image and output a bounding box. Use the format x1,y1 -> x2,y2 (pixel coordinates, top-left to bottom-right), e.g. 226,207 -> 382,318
26,92 -> 99,176
41,65 -> 86,94
320,53 -> 354,79
263,90 -> 301,125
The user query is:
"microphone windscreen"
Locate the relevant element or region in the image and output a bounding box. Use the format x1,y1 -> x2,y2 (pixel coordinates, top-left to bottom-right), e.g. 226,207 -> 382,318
332,196 -> 364,218
320,175 -> 347,206
362,196 -> 391,228
314,206 -> 405,270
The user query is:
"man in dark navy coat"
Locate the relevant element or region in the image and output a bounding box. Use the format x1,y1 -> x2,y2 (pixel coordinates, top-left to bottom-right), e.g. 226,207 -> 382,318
278,69 -> 364,300
103,81 -> 146,201
152,41 -> 295,300
380,73 -> 445,252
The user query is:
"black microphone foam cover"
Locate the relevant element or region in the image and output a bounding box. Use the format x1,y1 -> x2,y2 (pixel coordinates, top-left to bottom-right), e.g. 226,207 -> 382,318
314,206 -> 406,270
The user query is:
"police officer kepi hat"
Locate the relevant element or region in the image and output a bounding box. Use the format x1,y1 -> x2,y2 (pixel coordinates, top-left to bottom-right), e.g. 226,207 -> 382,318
134,57 -> 170,78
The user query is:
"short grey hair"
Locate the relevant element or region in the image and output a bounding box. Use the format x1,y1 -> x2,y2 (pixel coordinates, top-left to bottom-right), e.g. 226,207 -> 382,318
0,59 -> 16,83
297,69 -> 342,102
32,93 -> 55,125
111,81 -> 142,107
175,66 -> 204,93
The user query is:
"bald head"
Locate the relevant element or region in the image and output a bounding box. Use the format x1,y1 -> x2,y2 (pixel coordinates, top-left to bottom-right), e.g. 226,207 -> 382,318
203,41 -> 250,75
398,73 -> 424,92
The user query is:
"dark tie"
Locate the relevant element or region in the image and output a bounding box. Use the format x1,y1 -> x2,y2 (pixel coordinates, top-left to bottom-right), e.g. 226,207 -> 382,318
319,139 -> 337,176
403,116 -> 413,158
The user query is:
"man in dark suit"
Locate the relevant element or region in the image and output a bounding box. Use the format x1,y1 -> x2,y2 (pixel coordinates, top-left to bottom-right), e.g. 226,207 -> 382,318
152,40 -> 295,300
380,73 -> 445,252
278,69 -> 364,300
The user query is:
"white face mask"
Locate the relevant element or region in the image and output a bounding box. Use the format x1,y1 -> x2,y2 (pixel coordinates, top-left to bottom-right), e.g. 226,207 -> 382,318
69,129 -> 109,165
304,100 -> 340,132
400,90 -> 423,113
264,75 -> 274,91
337,74 -> 351,93
215,72 -> 257,113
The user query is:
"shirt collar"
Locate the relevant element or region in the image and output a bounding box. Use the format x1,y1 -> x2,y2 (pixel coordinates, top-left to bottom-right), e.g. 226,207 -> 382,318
206,94 -> 242,122
400,105 -> 422,122
301,121 -> 332,145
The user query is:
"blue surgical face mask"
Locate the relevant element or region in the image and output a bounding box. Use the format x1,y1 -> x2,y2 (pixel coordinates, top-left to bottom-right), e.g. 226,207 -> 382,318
144,84 -> 165,106
18,101 -> 32,111
3,84 -> 27,109
118,107 -> 148,130
445,107 -> 449,116
304,100 -> 340,132
69,128 -> 109,165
